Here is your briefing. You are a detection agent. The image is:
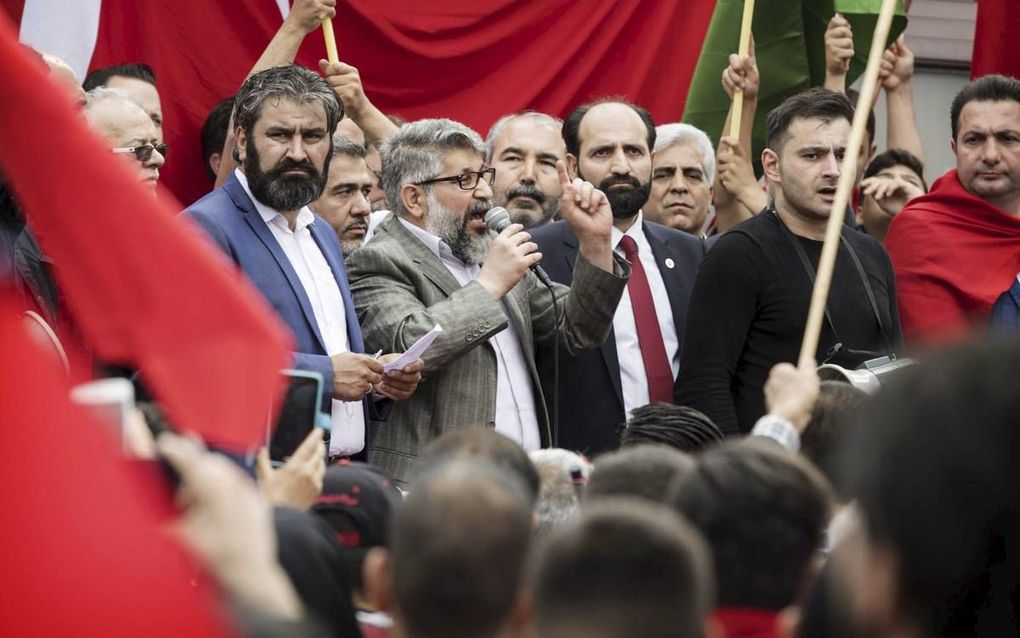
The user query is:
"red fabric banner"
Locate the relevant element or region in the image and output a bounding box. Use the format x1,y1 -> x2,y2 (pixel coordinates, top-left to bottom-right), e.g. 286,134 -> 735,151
972,0 -> 1020,79
4,0 -> 716,206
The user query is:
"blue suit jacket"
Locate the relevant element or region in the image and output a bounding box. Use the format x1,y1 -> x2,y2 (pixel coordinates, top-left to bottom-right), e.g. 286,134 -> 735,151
184,173 -> 386,421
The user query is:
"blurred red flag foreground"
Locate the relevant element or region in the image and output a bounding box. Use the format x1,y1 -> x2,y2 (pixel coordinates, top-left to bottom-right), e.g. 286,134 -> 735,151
0,293 -> 230,636
0,12 -> 291,449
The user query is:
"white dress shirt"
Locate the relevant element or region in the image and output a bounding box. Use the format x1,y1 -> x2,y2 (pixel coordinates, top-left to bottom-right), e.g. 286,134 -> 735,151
236,169 -> 366,456
611,211 -> 680,416
398,217 -> 541,451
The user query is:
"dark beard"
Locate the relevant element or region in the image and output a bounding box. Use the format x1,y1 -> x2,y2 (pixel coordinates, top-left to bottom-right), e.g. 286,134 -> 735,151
582,170 -> 651,219
245,137 -> 328,211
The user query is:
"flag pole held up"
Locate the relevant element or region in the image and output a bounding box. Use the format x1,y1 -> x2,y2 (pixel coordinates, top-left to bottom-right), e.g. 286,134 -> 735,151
728,0 -> 756,138
322,18 -> 339,64
798,0 -> 899,368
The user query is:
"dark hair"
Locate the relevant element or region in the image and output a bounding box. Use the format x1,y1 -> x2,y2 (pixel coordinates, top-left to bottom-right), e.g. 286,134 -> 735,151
392,460 -> 533,638
863,148 -> 928,192
586,445 -> 695,504
82,63 -> 157,91
845,88 -> 876,148
950,74 -> 1020,140
332,137 -> 368,160
562,98 -> 656,158
621,403 -> 725,453
200,97 -> 234,182
765,88 -> 854,153
801,382 -> 867,501
843,339 -> 1020,636
669,439 -> 833,610
415,427 -> 540,504
532,499 -> 713,638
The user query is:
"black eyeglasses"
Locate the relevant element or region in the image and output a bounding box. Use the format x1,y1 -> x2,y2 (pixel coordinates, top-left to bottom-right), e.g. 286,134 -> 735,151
415,167 -> 495,191
112,143 -> 168,163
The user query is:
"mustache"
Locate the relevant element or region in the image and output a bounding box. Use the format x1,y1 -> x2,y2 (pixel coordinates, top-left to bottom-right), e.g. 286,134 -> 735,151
268,158 -> 320,178
506,183 -> 546,204
467,200 -> 492,218
599,174 -> 642,190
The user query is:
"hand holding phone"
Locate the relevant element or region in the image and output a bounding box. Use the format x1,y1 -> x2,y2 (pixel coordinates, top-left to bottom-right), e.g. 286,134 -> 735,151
256,428 -> 326,510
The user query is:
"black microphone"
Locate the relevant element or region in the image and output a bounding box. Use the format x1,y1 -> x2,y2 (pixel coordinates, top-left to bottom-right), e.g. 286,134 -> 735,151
484,207 -> 554,288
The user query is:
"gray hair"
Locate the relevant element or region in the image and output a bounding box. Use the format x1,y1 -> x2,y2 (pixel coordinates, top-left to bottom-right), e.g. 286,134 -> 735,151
231,65 -> 343,162
84,87 -> 147,123
654,123 -> 716,186
485,111 -> 563,162
380,118 -> 486,217
529,448 -> 592,537
331,134 -> 368,159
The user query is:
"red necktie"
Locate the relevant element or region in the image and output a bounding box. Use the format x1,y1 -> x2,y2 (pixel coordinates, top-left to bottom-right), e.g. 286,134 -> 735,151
618,235 -> 674,403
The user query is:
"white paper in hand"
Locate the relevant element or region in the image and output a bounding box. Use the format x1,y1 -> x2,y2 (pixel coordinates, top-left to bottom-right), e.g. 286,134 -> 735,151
383,324 -> 443,373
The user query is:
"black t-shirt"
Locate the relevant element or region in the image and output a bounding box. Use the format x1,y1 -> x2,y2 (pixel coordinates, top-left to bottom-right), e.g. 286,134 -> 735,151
674,210 -> 902,435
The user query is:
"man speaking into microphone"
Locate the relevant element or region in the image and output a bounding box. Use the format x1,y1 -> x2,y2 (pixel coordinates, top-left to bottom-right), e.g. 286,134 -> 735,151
346,118 -> 631,484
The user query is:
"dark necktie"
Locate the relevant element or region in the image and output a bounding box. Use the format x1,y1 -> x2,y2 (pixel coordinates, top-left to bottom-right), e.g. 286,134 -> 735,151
618,235 -> 673,403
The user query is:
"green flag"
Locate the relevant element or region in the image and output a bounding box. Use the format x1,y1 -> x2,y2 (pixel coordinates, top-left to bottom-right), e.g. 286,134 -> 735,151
682,0 -> 907,164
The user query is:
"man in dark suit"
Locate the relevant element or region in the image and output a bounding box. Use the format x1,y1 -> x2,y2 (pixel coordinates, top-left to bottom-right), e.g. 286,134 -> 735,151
532,100 -> 706,455
184,65 -> 421,460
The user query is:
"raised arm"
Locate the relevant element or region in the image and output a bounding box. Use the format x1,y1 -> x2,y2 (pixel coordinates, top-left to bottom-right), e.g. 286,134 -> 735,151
882,37 -> 925,167
715,43 -> 765,232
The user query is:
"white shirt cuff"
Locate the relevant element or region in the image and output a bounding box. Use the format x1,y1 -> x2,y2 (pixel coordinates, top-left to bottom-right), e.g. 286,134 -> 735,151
751,414 -> 801,452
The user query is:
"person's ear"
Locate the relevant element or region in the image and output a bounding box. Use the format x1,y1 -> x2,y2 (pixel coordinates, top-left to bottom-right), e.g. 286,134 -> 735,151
235,126 -> 248,163
209,153 -> 222,177
400,184 -> 428,224
566,154 -> 579,180
363,547 -> 394,613
950,137 -> 958,156
761,148 -> 782,184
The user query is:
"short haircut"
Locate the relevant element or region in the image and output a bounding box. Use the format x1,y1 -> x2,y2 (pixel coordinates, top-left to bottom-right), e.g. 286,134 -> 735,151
392,460 -> 533,638
654,123 -> 717,185
532,499 -> 713,638
845,88 -> 877,148
765,88 -> 854,154
379,118 -> 486,217
801,382 -> 867,501
621,403 -> 725,453
414,427 -> 540,505
669,439 -> 833,610
950,74 -> 1020,140
843,338 -> 1020,635
83,86 -> 146,123
83,62 -> 157,91
330,134 -> 368,159
484,110 -> 563,162
231,65 -> 343,162
586,445 -> 695,504
562,98 -> 656,158
528,448 -> 591,536
200,96 -> 234,181
862,148 -> 928,192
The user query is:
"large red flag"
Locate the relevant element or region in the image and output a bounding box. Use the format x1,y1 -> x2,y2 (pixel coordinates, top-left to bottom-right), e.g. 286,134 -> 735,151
972,0 -> 1020,79
3,0 -> 715,207
0,292 -> 230,637
0,12 -> 292,449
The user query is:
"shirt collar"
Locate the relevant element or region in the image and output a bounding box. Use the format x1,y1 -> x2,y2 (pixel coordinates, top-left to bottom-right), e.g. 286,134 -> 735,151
235,168 -> 316,232
397,216 -> 462,265
611,210 -> 646,250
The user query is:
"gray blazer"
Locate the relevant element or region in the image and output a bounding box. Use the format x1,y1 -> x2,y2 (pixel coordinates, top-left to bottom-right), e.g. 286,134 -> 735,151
346,215 -> 629,483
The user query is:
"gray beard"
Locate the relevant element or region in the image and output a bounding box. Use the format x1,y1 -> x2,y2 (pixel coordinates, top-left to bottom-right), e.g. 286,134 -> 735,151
425,194 -> 494,266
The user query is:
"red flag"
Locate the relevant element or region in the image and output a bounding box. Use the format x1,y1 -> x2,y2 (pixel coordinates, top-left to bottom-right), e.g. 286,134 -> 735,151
0,292 -> 229,637
972,0 -> 1020,79
0,12 -> 292,449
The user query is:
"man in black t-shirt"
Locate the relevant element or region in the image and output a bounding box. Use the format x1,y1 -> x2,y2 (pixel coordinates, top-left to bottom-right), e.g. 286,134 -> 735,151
674,88 -> 901,435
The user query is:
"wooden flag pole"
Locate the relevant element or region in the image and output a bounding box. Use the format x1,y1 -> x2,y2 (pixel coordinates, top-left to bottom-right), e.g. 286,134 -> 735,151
797,0 -> 899,368
322,18 -> 339,65
728,0 -> 756,138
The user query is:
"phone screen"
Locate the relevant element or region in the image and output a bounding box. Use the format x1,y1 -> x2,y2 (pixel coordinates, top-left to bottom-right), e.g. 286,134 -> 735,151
268,373 -> 321,463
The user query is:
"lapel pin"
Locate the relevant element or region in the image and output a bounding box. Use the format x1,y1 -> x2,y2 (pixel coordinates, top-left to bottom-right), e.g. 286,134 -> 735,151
665,258 -> 675,269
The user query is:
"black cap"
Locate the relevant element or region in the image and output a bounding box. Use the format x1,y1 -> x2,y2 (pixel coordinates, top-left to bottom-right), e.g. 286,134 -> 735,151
312,460 -> 402,550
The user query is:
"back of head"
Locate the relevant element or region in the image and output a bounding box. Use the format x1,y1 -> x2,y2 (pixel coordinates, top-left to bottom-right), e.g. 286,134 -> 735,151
950,74 -> 1020,140
532,498 -> 713,638
586,444 -> 695,504
801,381 -> 867,501
83,62 -> 157,91
670,439 -> 833,610
415,427 -> 540,504
766,88 -> 854,153
392,460 -> 533,638
843,338 -> 1020,636
621,403 -> 725,453
529,448 -> 591,536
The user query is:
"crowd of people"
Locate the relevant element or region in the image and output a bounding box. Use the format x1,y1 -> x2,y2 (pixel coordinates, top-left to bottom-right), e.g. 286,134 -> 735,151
3,0 -> 1020,636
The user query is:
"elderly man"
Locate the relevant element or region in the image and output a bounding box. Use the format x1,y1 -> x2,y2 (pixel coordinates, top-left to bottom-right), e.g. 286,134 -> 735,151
84,88 -> 165,191
310,134 -> 374,258
346,118 -> 629,484
643,123 -> 715,236
885,74 -> 1020,344
486,111 -> 567,229
185,65 -> 422,461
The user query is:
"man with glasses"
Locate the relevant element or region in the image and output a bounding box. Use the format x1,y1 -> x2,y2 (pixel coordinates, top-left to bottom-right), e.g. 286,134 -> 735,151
84,87 -> 165,191
345,118 -> 630,485
185,65 -> 423,463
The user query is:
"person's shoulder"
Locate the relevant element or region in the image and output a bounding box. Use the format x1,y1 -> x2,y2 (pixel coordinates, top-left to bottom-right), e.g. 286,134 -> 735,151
643,219 -> 705,253
183,185 -> 237,222
529,219 -> 573,245
711,213 -> 774,253
346,217 -> 409,272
